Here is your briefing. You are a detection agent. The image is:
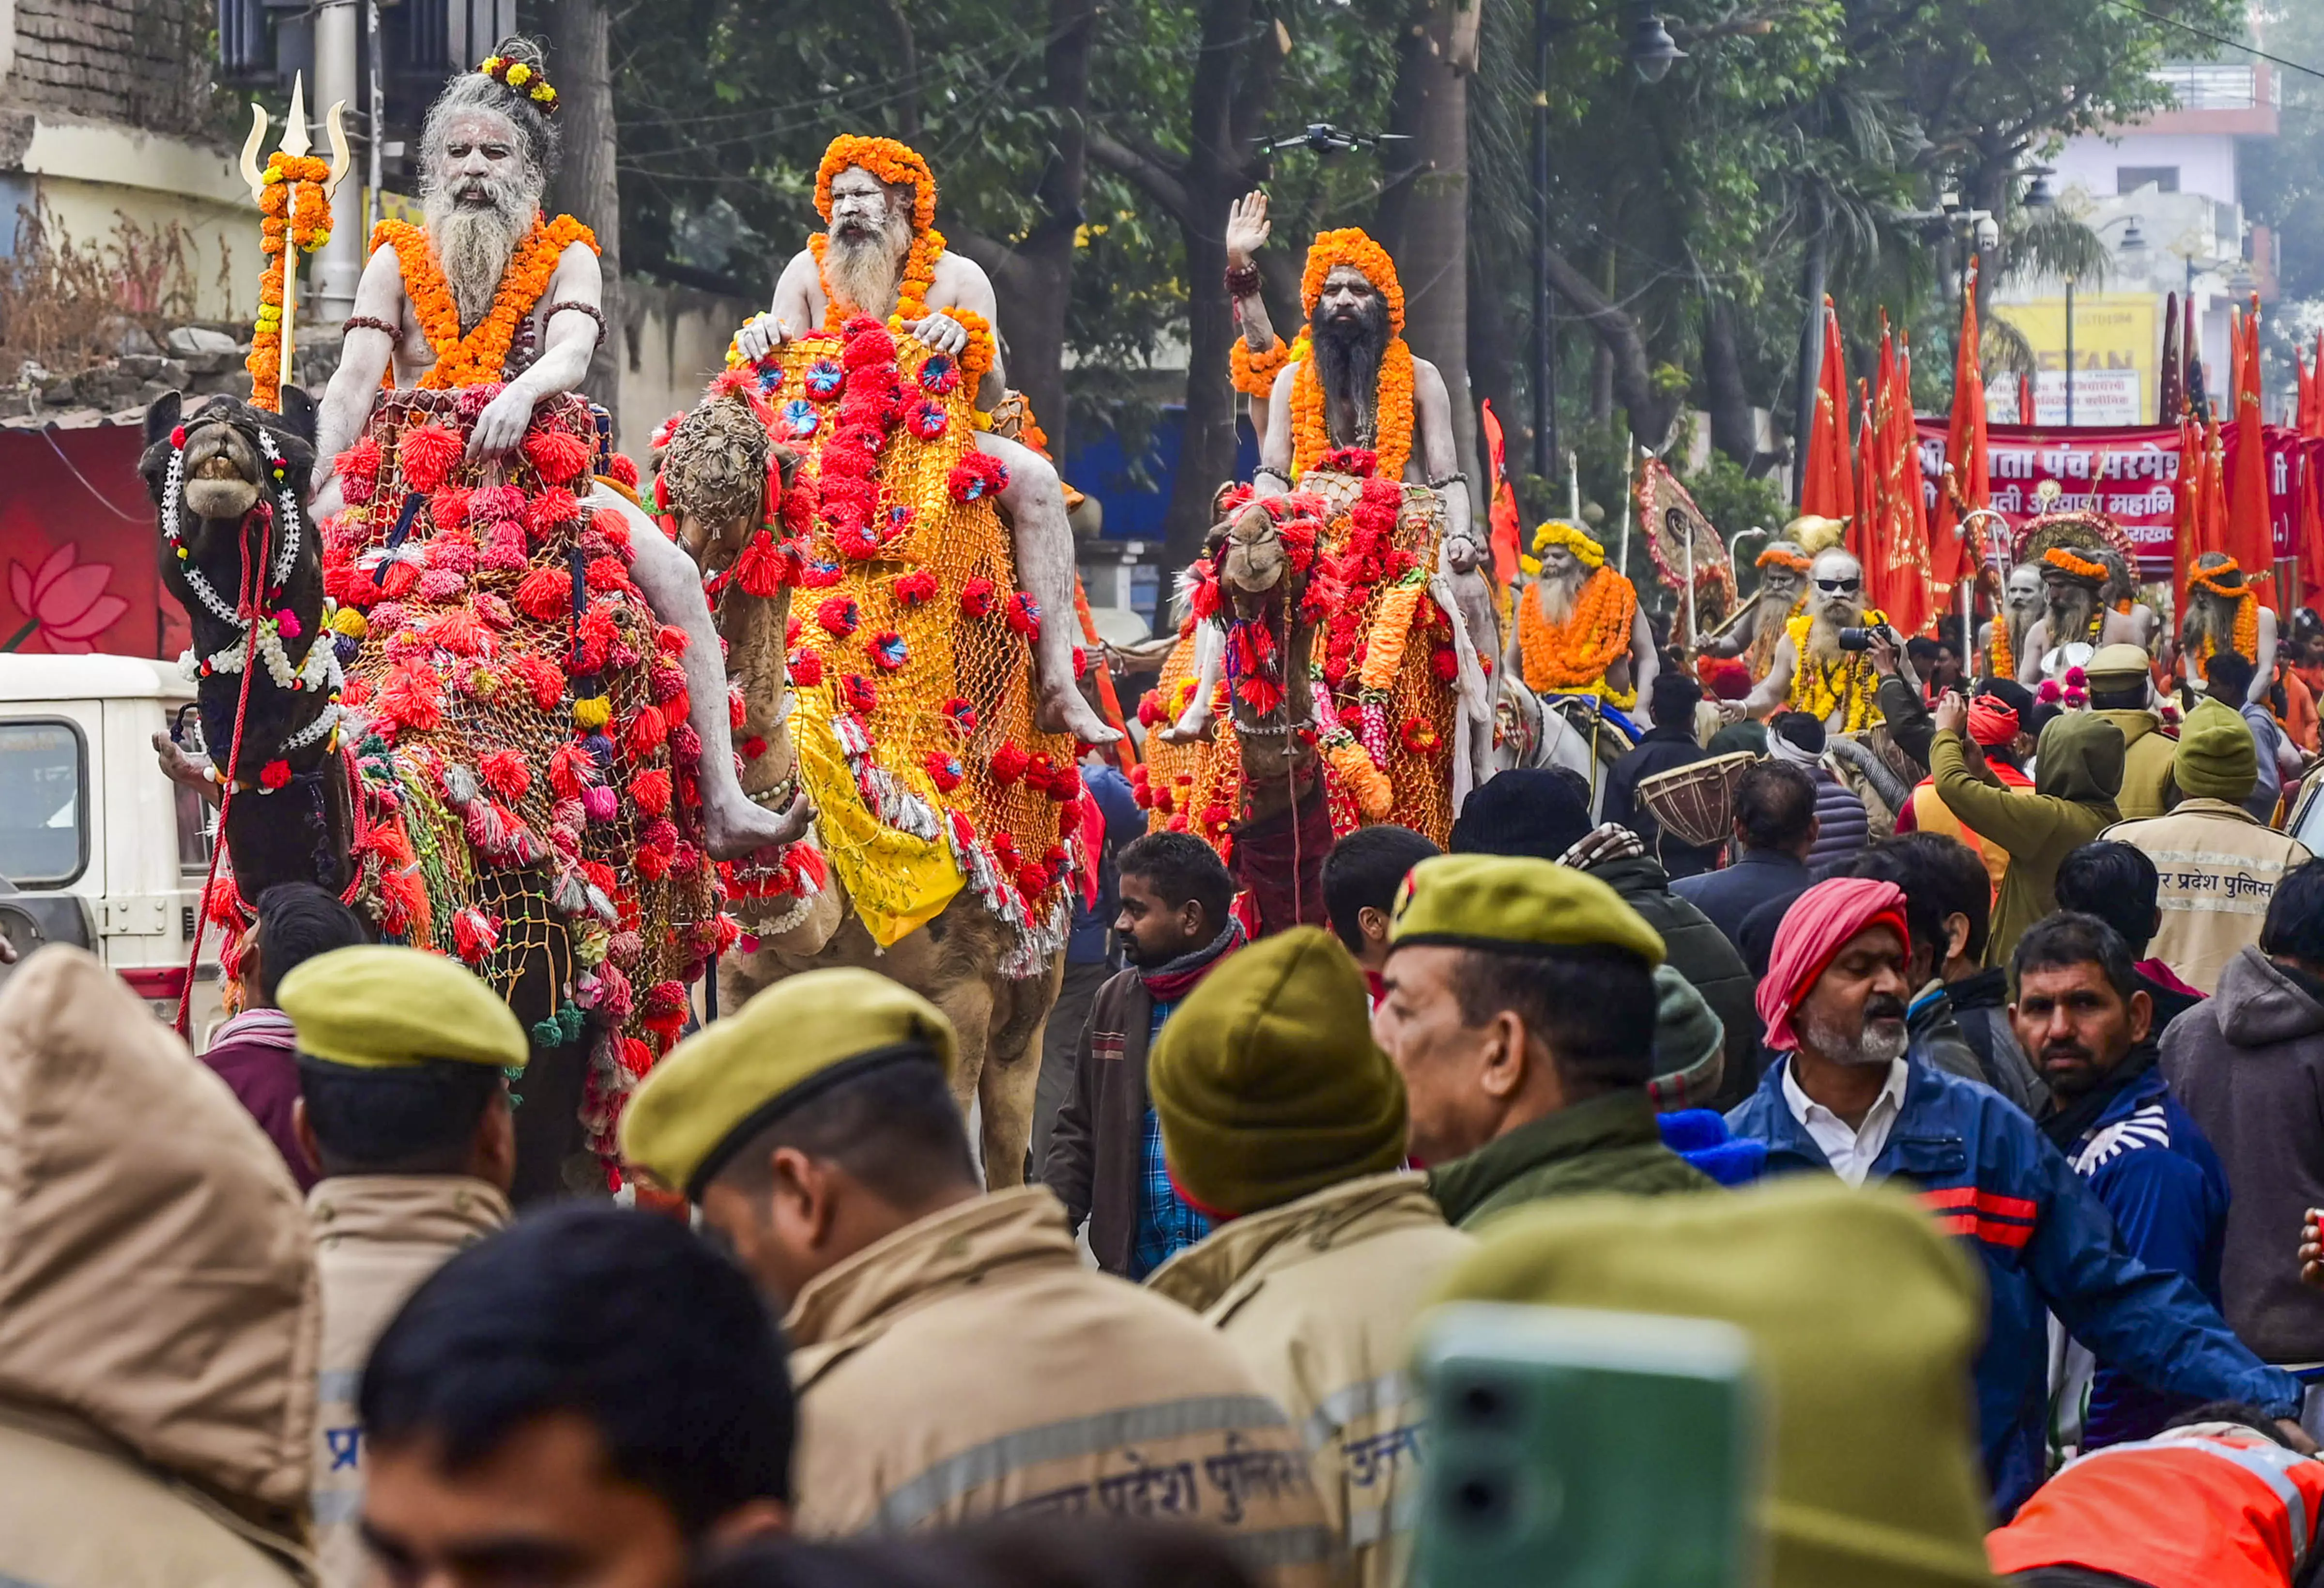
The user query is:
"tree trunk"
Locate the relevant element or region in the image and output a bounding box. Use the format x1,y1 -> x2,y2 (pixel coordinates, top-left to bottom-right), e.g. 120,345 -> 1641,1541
1155,0 -> 1259,586
1703,295 -> 1756,466
1377,0 -> 1479,507
1468,239 -> 1516,478
968,0 -> 1094,453
1791,191 -> 1829,506
547,0 -> 622,407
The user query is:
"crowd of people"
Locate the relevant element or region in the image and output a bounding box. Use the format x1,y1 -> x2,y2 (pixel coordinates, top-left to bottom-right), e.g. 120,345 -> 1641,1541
5,591 -> 2323,1588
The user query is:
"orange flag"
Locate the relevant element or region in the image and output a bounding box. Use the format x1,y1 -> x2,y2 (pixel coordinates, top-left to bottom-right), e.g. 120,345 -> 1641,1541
1803,299 -> 1854,527
2299,439 -> 2324,612
2227,297 -> 2277,611
1931,260 -> 1987,601
1853,376 -> 1877,565
1479,398 -> 1522,587
1071,570 -> 1131,771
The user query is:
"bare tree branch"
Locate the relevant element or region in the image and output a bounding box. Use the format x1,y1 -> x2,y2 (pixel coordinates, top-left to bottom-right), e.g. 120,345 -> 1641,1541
1089,131 -> 1193,223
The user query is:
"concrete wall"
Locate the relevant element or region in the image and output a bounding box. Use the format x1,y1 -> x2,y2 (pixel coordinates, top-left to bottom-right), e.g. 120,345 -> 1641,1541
2052,131 -> 2240,208
614,276 -> 757,460
15,118 -> 256,320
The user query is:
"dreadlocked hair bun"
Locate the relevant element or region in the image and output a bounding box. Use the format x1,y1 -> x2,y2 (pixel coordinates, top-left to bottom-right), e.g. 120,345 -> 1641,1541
423,34 -> 563,185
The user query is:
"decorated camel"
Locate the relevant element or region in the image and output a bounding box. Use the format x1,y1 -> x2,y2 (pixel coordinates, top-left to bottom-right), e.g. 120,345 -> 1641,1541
148,45 -> 806,1200
657,332 -> 1085,1190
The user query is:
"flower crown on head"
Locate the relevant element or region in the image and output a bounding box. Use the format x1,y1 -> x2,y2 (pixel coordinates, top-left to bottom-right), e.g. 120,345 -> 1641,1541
1530,519 -> 1605,569
1301,228 -> 1405,334
2041,546 -> 2108,584
815,136 -> 938,234
2190,556 -> 2249,597
1757,545 -> 1813,573
477,53 -> 559,112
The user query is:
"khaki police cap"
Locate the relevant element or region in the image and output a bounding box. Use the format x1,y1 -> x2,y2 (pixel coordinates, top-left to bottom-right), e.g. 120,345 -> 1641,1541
1388,852 -> 1666,967
621,967 -> 958,1198
2083,643 -> 2153,681
275,944 -> 528,1071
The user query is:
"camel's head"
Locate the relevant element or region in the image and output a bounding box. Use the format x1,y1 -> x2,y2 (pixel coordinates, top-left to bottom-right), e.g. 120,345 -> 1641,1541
140,388 -> 318,533
657,380 -> 795,577
1494,675 -> 1545,772
1217,499 -> 1290,600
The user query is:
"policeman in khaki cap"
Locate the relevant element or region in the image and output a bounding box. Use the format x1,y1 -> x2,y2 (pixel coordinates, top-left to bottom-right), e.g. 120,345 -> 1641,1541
2084,641 -> 2174,822
1144,926 -> 1474,1587
274,945 -> 524,1588
621,967 -> 1340,1581
1370,853 -> 1711,1229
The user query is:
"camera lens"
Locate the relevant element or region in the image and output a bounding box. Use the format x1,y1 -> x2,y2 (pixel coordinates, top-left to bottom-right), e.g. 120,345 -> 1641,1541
1450,1471 -> 1512,1530
1449,1373 -> 1518,1428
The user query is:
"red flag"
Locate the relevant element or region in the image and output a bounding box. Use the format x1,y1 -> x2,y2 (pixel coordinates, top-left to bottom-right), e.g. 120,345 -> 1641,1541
1930,260 -> 1987,599
1071,570 -> 1131,772
1479,398 -> 1522,587
1869,324 -> 1933,636
2299,439 -> 2324,612
2227,298 -> 2278,611
1853,377 -> 1876,565
1803,298 -> 1854,527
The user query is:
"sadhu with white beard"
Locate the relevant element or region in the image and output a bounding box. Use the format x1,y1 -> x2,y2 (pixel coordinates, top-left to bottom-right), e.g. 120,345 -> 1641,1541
1738,548 -> 1898,733
2014,543 -> 2152,689
307,37 -> 806,860
729,137 -> 1113,745
1505,520 -> 1658,718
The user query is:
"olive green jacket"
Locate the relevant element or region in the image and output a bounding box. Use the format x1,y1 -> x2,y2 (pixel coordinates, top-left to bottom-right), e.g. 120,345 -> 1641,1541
1930,714 -> 2123,969
1425,1090 -> 1714,1231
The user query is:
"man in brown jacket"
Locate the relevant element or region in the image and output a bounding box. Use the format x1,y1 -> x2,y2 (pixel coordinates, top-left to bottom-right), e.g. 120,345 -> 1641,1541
2162,861 -> 2324,1407
276,944 -> 523,1588
0,948 -> 318,1587
1147,926 -> 1473,1587
2107,699 -> 2313,994
1044,830 -> 1244,1277
622,967 -> 1339,1582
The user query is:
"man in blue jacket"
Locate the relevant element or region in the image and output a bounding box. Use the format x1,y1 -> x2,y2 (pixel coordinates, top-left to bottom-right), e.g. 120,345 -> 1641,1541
1726,877 -> 2308,1515
2010,910 -> 2232,1454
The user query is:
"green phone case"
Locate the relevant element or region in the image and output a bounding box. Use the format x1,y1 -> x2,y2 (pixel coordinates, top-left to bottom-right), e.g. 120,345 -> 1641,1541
1412,1302 -> 1765,1588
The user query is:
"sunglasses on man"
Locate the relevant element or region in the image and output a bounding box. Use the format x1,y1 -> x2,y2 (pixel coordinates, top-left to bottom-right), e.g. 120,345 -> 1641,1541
1814,576 -> 1861,595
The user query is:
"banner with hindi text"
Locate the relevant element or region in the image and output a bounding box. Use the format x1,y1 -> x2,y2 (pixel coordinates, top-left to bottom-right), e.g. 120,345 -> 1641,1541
1914,421 -> 2305,581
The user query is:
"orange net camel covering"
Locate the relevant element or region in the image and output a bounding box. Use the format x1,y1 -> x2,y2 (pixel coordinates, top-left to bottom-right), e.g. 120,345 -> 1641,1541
306,389 -> 723,1156
709,319 -> 1081,975
1135,466 -> 1461,850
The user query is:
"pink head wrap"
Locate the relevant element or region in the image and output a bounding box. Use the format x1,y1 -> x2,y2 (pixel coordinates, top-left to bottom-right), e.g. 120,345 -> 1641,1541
1757,878 -> 1911,1052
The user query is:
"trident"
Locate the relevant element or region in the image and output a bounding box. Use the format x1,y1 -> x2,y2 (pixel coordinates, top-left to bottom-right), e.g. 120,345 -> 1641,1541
239,74 -> 353,398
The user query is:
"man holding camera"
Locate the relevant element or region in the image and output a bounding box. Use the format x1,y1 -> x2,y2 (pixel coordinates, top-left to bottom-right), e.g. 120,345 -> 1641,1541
1928,692 -> 2125,969
1738,549 -> 1905,734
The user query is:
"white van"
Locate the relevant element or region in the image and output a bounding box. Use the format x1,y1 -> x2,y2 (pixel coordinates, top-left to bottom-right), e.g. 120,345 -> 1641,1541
0,653 -> 224,1036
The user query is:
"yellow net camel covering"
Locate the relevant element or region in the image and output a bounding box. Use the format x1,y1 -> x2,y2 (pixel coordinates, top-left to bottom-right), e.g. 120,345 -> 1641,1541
717,319 -> 1080,974
1135,468 -> 1460,849
312,389 -> 723,1155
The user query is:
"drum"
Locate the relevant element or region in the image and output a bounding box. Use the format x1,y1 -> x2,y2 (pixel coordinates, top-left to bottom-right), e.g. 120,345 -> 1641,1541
1636,752 -> 1757,850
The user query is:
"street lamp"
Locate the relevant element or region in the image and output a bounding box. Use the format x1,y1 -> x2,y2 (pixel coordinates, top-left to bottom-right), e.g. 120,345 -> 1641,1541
2023,170 -> 2055,209
1627,8 -> 1685,82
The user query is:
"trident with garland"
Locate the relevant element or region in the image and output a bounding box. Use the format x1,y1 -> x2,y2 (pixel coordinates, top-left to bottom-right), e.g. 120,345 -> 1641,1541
239,75 -> 352,406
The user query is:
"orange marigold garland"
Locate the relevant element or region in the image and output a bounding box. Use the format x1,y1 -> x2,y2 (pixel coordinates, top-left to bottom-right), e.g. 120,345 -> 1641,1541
247,151 -> 333,411
2189,560 -> 2261,665
1231,333 -> 1298,398
1300,229 -> 1406,333
1290,338 -> 1415,481
1518,568 -> 1639,703
374,214 -> 598,389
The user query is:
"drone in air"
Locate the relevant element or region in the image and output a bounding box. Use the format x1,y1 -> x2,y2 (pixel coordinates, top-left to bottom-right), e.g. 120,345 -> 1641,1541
1260,123 -> 1411,155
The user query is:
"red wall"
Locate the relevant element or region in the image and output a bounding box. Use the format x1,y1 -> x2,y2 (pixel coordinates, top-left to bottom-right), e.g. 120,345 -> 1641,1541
0,424 -> 188,660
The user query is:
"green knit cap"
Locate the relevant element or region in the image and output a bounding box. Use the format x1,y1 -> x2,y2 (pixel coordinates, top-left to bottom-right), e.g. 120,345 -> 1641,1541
1149,926 -> 1407,1218
2174,697 -> 2258,802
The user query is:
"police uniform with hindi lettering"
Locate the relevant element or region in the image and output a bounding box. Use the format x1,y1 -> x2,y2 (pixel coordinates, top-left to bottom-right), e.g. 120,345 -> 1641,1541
621,970 -> 1341,1584
1144,928 -> 1473,1588
275,946 -> 523,1588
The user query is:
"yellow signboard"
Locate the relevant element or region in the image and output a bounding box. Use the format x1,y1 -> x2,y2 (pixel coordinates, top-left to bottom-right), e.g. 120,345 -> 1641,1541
1989,293 -> 2159,426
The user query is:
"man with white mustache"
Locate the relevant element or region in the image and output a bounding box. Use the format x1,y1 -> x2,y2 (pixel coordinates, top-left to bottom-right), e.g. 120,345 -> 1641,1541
306,40 -> 808,859
731,138 -> 1113,745
1738,547 -> 1906,731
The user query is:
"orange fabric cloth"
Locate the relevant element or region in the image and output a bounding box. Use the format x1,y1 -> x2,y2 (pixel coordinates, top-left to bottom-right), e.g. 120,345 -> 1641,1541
1987,1432 -> 2324,1588
1896,766 -> 2034,895
2284,667 -> 2318,755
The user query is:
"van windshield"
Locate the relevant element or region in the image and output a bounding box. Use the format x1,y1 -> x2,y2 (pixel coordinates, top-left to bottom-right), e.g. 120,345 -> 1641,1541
0,721 -> 87,886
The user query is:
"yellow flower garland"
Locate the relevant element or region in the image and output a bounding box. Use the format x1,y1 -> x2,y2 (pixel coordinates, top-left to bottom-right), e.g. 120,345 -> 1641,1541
1530,520 -> 1605,568
1784,608 -> 1886,731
